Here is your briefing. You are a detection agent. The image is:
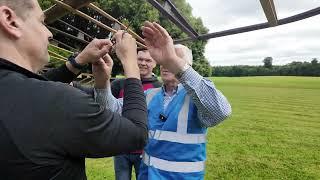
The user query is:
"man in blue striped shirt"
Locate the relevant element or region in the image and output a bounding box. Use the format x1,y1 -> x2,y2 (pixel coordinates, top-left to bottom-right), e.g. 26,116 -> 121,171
95,21 -> 232,179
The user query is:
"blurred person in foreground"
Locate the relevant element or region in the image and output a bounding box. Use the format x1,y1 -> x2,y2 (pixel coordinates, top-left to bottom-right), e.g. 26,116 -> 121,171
0,0 -> 148,179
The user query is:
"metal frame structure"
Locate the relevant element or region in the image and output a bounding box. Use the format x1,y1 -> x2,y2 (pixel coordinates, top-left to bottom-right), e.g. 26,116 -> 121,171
44,0 -> 320,51
45,0 -> 320,46
43,0 -> 319,83
148,0 -> 320,43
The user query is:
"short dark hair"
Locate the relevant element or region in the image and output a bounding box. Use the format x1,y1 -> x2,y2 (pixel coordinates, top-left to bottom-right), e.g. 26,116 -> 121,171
0,0 -> 34,18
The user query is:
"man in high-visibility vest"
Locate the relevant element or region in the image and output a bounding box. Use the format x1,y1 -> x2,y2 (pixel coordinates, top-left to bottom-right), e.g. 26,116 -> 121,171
94,21 -> 232,179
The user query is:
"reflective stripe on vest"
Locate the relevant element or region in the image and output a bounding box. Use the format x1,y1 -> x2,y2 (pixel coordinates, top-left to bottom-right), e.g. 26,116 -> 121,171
177,95 -> 190,134
143,152 -> 205,173
146,88 -> 161,106
149,130 -> 206,144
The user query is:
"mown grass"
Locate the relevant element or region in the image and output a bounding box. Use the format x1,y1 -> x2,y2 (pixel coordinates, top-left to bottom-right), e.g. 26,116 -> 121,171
86,76 -> 320,179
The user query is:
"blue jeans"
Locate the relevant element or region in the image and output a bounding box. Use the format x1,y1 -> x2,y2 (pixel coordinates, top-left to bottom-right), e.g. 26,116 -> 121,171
114,154 -> 142,180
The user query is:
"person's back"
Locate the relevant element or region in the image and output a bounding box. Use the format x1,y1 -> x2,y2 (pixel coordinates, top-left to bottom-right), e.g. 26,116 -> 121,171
0,61 -> 89,179
0,0 -> 147,179
0,57 -> 146,179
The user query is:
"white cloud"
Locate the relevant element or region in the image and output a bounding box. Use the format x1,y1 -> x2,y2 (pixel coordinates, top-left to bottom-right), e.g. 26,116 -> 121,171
185,0 -> 320,66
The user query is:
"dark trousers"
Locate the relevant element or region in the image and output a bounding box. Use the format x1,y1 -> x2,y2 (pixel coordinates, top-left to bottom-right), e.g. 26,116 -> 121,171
114,154 -> 142,180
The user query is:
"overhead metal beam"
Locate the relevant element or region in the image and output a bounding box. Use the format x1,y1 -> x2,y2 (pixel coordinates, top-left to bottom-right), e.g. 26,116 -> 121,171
44,0 -> 94,24
174,7 -> 320,44
147,0 -> 197,38
163,0 -> 198,36
278,6 -> 320,25
259,0 -> 278,26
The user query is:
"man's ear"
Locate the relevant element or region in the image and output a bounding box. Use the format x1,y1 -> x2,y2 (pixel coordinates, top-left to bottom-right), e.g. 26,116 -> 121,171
0,6 -> 22,39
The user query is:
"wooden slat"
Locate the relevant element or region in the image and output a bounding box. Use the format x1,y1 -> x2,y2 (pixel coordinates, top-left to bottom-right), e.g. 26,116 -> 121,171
87,3 -> 145,44
53,0 -> 147,48
44,0 -> 95,24
48,49 -> 68,60
51,39 -> 78,52
49,44 -> 74,54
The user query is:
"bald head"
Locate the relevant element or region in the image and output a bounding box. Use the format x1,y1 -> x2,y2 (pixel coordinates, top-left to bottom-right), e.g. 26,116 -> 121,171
0,0 -> 34,19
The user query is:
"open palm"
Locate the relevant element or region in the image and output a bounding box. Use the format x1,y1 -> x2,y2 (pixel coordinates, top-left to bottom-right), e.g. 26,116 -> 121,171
142,22 -> 176,67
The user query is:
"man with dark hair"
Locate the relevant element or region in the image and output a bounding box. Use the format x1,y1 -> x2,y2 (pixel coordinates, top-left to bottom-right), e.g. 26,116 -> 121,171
0,0 -> 148,179
112,50 -> 162,180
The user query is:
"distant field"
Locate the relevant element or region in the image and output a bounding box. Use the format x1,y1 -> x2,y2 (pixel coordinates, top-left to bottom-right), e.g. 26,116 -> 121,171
86,76 -> 320,179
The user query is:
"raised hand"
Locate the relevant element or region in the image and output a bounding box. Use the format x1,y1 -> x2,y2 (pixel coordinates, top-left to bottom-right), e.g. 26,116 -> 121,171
113,30 -> 140,79
141,21 -> 185,74
92,54 -> 114,89
76,39 -> 113,65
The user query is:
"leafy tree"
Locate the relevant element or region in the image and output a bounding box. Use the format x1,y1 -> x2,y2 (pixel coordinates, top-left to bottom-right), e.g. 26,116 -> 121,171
38,0 -> 53,10
311,58 -> 318,65
39,0 -> 211,76
263,57 -> 273,69
212,58 -> 320,77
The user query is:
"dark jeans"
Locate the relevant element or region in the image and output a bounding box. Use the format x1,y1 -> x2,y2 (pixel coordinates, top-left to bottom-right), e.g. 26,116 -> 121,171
114,154 -> 142,180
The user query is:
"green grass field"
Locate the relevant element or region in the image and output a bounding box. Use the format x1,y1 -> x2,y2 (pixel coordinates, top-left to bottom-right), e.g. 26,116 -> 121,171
86,76 -> 320,179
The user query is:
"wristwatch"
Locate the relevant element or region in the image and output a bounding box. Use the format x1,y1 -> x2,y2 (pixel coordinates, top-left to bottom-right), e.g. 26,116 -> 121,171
175,62 -> 191,78
68,55 -> 85,70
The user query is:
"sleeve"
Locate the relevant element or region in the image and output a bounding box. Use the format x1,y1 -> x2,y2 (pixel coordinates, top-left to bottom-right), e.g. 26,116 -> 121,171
104,84 -> 123,114
43,64 -> 78,83
73,81 -> 123,114
72,81 -> 94,97
111,79 -> 122,98
179,67 -> 232,127
52,78 -> 147,158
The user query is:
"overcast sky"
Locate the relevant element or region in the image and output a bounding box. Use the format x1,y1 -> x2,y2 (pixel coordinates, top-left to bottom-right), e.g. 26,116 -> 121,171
185,0 -> 320,66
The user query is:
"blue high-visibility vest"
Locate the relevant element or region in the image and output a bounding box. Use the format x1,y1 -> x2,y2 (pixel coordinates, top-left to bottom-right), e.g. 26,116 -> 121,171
139,87 -> 207,180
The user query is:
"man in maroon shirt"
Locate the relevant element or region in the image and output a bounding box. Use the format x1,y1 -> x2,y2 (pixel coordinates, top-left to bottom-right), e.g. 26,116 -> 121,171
111,50 -> 162,180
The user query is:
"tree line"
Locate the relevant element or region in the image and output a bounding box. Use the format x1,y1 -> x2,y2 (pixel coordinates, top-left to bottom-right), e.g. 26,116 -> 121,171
212,57 -> 320,77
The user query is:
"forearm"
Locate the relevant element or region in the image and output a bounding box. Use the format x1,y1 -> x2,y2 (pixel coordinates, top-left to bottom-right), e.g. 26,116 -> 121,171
43,63 -> 78,83
91,78 -> 147,156
65,61 -> 81,75
122,63 -> 140,80
44,55 -> 90,83
56,79 -> 148,157
179,68 -> 232,127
